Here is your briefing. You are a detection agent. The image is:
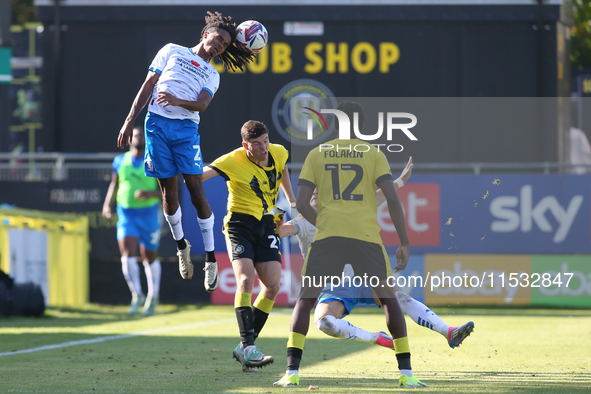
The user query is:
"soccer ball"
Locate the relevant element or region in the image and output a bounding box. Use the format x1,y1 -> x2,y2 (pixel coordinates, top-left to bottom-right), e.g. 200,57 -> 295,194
235,20 -> 268,54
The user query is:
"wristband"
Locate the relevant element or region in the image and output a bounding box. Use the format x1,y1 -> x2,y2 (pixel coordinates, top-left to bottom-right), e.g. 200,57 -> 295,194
290,202 -> 297,208
287,221 -> 300,235
394,178 -> 404,188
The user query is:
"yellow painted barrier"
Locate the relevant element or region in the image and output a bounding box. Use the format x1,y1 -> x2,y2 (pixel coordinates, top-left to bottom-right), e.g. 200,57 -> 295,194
0,208 -> 89,306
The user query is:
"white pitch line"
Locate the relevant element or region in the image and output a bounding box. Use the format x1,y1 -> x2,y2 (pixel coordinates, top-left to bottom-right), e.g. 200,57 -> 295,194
0,317 -> 236,357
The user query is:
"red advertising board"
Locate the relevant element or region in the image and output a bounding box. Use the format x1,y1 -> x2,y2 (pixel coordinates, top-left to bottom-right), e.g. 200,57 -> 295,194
379,183 -> 440,246
211,251 -> 304,306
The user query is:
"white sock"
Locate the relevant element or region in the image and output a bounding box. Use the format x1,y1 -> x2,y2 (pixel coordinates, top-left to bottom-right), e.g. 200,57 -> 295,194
315,315 -> 377,343
400,369 -> 413,378
164,207 -> 184,241
286,370 -> 298,376
396,291 -> 450,337
197,213 -> 215,252
143,259 -> 161,300
121,256 -> 143,298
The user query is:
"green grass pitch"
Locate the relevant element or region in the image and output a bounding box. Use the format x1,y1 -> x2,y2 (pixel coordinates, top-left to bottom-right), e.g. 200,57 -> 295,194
1,304 -> 590,393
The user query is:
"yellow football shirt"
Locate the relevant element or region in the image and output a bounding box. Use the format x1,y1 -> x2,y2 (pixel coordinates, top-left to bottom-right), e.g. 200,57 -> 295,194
210,143 -> 289,221
298,138 -> 392,244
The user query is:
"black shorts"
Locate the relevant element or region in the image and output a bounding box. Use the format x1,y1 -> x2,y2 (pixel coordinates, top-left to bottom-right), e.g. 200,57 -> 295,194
223,212 -> 281,263
301,236 -> 391,297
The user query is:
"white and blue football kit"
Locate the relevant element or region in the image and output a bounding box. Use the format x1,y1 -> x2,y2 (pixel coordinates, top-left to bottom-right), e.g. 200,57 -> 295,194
144,43 -> 220,178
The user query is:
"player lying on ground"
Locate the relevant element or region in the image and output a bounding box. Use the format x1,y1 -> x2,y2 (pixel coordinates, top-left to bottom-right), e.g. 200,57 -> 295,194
278,157 -> 474,350
314,279 -> 475,350
200,120 -> 296,372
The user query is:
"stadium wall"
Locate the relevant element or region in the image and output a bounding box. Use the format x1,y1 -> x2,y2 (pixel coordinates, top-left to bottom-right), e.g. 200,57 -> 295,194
1,171 -> 588,306
209,252 -> 591,307
186,173 -> 591,255
0,208 -> 89,306
0,179 -> 210,305
34,1 -> 570,163
182,173 -> 591,307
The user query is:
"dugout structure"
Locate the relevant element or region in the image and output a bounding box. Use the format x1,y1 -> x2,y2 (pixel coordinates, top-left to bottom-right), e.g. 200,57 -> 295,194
0,208 -> 89,306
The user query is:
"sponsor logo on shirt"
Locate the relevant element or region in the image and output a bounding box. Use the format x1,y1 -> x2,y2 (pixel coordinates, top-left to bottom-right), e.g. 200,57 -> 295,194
175,57 -> 210,80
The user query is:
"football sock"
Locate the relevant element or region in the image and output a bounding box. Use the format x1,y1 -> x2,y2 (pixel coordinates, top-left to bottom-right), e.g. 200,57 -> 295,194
164,207 -> 184,242
205,250 -> 216,263
176,239 -> 187,250
121,256 -> 143,298
393,337 -> 412,371
315,315 -> 376,343
142,260 -> 153,300
396,291 -> 450,337
143,259 -> 161,300
252,295 -> 275,339
235,292 -> 255,347
287,332 -> 306,371
197,213 -> 215,252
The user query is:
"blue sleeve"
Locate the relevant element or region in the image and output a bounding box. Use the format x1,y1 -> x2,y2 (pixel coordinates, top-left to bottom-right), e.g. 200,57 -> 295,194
202,87 -> 214,98
112,155 -> 124,174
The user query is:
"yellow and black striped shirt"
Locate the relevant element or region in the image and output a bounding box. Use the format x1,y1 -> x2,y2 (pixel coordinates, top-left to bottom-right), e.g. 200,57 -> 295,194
210,143 -> 289,221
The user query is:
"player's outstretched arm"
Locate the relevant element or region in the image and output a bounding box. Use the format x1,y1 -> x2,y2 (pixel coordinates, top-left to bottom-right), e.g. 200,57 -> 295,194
202,166 -> 220,182
118,71 -> 159,148
399,156 -> 414,184
102,173 -> 119,220
376,156 -> 413,206
276,221 -> 299,238
378,178 -> 409,272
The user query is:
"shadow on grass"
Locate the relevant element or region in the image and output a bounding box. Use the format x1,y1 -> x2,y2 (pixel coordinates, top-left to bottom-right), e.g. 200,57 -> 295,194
1,333 -> 589,393
292,371 -> 591,393
0,335 -> 378,392
0,303 -> 210,329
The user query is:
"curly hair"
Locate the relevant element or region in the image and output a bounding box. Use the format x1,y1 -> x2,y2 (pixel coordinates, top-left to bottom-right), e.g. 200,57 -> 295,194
201,11 -> 256,72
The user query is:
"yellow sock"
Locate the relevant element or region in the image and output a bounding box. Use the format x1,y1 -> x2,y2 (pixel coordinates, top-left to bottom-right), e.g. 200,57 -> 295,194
234,292 -> 252,308
287,332 -> 306,350
253,295 -> 274,313
393,337 -> 410,354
